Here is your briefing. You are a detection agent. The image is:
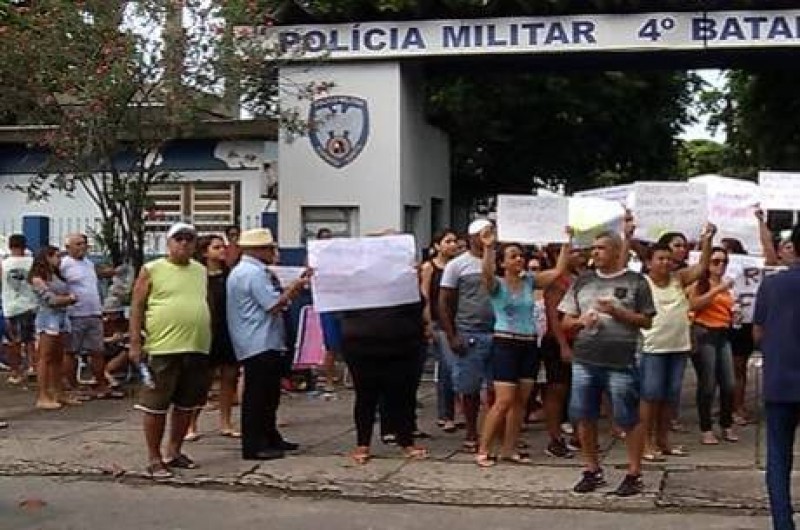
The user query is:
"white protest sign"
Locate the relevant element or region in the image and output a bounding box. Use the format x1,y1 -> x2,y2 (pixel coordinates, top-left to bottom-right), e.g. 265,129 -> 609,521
496,194 -> 568,244
568,196 -> 626,248
690,175 -> 761,255
574,184 -> 634,206
759,171 -> 800,210
688,252 -> 783,323
633,181 -> 707,241
307,234 -> 420,312
268,266 -> 306,288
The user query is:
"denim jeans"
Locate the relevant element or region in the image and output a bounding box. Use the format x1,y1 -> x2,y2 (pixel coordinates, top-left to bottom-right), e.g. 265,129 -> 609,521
639,352 -> 688,405
569,362 -> 640,429
444,329 -> 493,395
691,325 -> 735,432
765,402 -> 800,530
432,328 -> 455,421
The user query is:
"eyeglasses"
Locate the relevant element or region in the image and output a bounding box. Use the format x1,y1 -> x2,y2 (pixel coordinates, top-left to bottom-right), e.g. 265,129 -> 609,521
710,258 -> 728,266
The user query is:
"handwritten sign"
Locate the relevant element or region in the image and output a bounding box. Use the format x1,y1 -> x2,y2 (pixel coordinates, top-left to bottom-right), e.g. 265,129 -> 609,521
759,171 -> 800,211
497,195 -> 569,244
633,182 -> 707,241
307,234 -> 420,312
568,196 -> 626,248
690,175 -> 760,254
689,252 -> 784,323
574,184 -> 634,207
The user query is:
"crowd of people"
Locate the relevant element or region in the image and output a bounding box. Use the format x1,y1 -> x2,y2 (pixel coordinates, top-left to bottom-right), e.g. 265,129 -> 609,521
1,209 -> 799,524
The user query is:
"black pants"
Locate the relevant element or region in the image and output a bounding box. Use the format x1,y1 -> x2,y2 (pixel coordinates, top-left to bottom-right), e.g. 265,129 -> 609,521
345,353 -> 418,448
241,351 -> 285,456
379,345 -> 428,436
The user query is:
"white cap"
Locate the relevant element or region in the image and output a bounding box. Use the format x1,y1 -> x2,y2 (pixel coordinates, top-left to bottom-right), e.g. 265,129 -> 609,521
467,218 -> 492,236
166,222 -> 196,239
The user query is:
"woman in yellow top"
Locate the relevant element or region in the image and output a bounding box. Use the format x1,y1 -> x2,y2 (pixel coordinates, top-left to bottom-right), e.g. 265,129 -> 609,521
688,247 -> 738,446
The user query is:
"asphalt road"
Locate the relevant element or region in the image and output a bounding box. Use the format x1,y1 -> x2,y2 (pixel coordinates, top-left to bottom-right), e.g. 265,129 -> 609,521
0,477 -> 771,530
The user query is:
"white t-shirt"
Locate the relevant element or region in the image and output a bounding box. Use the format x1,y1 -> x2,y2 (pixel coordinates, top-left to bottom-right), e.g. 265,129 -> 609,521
1,256 -> 37,317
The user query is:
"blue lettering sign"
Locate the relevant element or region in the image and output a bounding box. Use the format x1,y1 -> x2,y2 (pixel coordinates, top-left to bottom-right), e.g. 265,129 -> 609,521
443,25 -> 469,48
402,27 -> 426,49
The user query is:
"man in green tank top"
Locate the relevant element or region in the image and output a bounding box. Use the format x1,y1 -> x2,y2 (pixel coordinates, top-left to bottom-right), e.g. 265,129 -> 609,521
129,222 -> 212,479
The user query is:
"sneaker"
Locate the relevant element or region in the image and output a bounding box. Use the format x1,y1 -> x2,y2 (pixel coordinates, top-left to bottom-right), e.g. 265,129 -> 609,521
545,438 -> 574,459
561,422 -> 575,435
573,468 -> 606,493
566,437 -> 581,452
612,474 -> 644,497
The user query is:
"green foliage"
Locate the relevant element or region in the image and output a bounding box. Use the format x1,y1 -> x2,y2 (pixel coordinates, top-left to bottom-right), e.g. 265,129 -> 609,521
0,0 -> 321,269
427,70 -> 698,195
676,139 -> 727,179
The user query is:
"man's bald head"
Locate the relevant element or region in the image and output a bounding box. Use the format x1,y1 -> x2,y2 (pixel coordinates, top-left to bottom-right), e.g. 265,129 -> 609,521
65,233 -> 88,259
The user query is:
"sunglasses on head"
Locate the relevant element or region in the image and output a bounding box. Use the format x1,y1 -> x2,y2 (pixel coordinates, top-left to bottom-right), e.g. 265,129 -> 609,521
711,258 -> 728,265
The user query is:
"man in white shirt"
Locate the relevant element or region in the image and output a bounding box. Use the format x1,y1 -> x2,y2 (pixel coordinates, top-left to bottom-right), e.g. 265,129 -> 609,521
1,234 -> 38,384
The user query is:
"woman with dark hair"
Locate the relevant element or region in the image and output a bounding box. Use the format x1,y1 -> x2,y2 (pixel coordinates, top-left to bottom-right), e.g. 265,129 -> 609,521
689,246 -> 738,445
186,235 -> 240,440
640,224 -> 715,461
28,246 -> 76,409
475,225 -> 572,467
656,232 -> 690,270
420,228 -> 460,432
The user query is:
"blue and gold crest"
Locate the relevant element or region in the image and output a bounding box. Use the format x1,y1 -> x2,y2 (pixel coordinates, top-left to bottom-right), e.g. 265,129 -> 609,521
309,95 -> 370,169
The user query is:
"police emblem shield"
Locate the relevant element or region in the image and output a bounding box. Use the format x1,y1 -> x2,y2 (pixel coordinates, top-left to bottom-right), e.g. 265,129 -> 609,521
309,95 -> 370,169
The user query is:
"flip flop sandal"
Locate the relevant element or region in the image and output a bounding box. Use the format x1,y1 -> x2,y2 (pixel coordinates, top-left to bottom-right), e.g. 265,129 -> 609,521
723,432 -> 740,443
220,430 -> 242,439
183,432 -> 202,442
146,462 -> 173,479
351,448 -> 372,465
462,440 -> 478,453
403,446 -> 429,460
501,452 -> 532,464
442,423 -> 457,434
475,453 -> 496,468
166,454 -> 197,469
661,445 -> 689,457
643,451 -> 667,462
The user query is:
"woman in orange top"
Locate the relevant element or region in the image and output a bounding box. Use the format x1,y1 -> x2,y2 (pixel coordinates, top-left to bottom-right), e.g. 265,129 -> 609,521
688,247 -> 738,446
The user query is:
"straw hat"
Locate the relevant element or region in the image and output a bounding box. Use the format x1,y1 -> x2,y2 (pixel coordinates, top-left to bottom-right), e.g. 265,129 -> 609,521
238,228 -> 276,248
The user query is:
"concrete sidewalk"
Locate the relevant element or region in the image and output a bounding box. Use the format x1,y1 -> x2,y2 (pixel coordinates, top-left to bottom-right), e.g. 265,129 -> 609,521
0,364 -> 788,515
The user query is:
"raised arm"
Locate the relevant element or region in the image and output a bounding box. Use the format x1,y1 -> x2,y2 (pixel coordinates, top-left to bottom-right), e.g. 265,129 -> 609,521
535,227 -> 574,288
756,209 -> 780,266
479,226 -> 498,294
679,223 -> 716,287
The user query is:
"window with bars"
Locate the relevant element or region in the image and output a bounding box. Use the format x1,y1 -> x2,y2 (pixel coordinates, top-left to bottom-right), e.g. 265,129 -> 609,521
146,181 -> 241,234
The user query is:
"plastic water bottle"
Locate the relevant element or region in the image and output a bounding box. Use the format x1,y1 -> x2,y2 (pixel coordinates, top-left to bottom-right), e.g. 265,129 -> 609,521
138,361 -> 156,389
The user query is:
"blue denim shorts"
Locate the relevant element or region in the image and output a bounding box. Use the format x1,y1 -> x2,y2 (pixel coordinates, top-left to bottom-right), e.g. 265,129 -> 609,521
35,310 -> 71,336
492,337 -> 538,384
639,352 -> 688,404
444,330 -> 493,394
569,361 -> 640,428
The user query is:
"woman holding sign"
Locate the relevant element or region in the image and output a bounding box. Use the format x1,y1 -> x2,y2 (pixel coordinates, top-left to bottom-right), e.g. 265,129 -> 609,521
639,223 -> 716,461
474,224 -> 573,467
688,247 -> 739,446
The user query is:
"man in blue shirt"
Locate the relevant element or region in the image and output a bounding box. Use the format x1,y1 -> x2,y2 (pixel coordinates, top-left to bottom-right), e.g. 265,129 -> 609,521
227,228 -> 308,460
754,223 -> 800,530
